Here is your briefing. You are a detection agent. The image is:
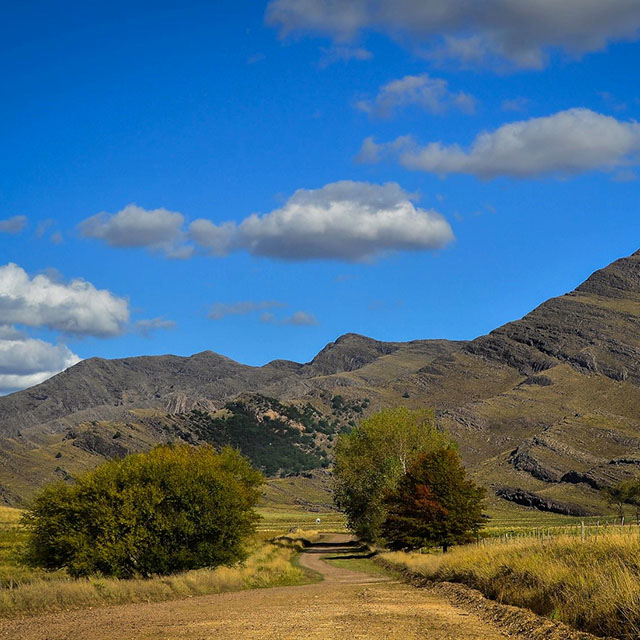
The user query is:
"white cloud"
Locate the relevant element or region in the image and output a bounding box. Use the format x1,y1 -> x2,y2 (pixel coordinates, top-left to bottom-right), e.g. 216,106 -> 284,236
134,317 -> 177,336
190,181 -> 454,261
209,301 -> 286,320
283,310 -> 318,326
79,204 -> 193,259
0,333 -> 80,395
82,182 -> 454,263
361,109 -> 640,179
266,0 -> 640,69
0,263 -> 130,337
188,220 -> 235,257
0,215 -> 27,234
356,74 -> 475,118
260,309 -> 319,326
35,219 -> 54,238
319,45 -> 373,67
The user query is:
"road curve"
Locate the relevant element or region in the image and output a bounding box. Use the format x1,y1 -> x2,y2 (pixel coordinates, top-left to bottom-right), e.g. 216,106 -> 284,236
0,535 -> 507,640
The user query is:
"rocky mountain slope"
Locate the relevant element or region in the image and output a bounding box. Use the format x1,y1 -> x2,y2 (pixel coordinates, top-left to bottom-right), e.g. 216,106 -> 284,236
3,250 -> 640,514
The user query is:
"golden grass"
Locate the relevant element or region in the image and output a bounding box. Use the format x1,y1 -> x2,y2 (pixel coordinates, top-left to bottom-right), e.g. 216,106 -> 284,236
381,529 -> 640,639
0,534 -> 310,619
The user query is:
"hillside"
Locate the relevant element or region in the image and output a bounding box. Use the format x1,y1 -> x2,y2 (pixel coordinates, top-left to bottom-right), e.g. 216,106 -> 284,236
3,250 -> 640,515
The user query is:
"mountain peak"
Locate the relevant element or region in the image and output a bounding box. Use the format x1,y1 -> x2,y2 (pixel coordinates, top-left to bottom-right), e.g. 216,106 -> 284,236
468,249 -> 640,381
307,333 -> 398,375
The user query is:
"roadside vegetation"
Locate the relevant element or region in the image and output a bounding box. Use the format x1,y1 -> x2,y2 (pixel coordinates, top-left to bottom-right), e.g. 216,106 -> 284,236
381,528 -> 640,639
333,407 -> 485,549
0,531 -> 309,618
0,445 -> 317,619
23,444 -> 263,578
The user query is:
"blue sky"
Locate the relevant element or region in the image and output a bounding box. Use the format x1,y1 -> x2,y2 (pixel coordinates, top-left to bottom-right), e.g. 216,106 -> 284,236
1,0 -> 640,393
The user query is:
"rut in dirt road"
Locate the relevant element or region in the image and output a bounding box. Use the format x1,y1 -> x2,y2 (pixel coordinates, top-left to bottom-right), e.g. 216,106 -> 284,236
0,534 -> 507,640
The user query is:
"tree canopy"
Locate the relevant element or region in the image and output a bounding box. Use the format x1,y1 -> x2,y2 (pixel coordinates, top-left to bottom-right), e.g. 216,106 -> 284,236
382,448 -> 486,552
22,444 -> 263,578
602,478 -> 640,518
332,407 -> 455,540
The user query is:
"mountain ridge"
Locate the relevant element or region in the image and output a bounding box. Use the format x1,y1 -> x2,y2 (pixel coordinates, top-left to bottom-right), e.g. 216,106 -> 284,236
3,250 -> 640,515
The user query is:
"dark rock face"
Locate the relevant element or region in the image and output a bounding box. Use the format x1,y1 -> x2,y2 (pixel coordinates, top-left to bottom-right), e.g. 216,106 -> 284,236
509,444 -> 562,483
561,470 -> 603,490
72,432 -> 129,459
496,487 -> 596,517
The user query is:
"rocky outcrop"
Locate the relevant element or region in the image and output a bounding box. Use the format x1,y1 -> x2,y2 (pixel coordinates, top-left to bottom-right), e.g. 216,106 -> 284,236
164,394 -> 219,415
495,487 -> 595,517
509,444 -> 562,483
72,432 -> 129,459
303,333 -> 400,376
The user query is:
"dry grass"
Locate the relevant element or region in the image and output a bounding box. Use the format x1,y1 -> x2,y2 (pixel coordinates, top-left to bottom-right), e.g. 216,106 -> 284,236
0,530 -> 310,619
381,529 -> 640,639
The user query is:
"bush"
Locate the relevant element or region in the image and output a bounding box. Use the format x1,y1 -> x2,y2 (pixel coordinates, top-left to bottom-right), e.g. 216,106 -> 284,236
22,445 -> 263,578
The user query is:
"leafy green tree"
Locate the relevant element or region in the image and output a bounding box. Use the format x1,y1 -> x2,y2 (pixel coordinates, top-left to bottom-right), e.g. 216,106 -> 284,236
332,407 -> 455,541
602,482 -> 629,517
22,444 -> 263,578
382,448 -> 486,552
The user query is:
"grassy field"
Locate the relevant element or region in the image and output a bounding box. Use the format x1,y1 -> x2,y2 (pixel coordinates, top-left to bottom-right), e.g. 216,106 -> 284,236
380,528 -> 640,639
257,507 -> 346,532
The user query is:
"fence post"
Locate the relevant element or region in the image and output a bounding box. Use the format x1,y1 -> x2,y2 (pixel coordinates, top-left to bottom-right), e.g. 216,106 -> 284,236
581,520 -> 585,543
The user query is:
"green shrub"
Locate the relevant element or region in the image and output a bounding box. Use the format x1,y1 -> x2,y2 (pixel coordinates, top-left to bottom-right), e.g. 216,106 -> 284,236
22,444 -> 263,578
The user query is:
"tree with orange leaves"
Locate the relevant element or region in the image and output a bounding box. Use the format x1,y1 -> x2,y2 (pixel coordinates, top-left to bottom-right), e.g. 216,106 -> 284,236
382,448 -> 486,552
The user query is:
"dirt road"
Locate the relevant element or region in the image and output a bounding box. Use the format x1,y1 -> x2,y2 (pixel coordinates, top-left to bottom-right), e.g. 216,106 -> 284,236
0,535 -> 507,639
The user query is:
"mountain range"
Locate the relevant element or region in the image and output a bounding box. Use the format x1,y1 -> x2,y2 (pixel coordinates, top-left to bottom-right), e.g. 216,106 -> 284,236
3,249 -> 640,515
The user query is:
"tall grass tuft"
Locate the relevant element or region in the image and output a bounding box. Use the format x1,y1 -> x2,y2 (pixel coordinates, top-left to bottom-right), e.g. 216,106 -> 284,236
381,529 -> 640,639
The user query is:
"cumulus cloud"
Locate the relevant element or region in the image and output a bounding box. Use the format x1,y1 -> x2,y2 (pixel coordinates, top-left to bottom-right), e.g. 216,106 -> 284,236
208,301 -> 286,320
79,204 -> 193,259
266,0 -> 640,69
0,263 -> 129,337
357,73 -> 475,118
190,181 -> 454,261
361,109 -> 640,179
0,215 -> 27,234
0,333 -> 80,395
83,183 -> 454,262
